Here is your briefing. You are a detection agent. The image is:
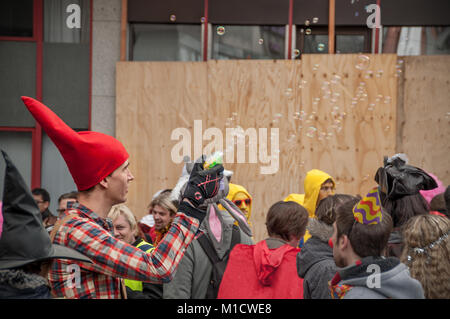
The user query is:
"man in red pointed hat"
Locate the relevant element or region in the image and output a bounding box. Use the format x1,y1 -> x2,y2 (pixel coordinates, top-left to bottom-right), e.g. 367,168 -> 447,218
20,96 -> 225,298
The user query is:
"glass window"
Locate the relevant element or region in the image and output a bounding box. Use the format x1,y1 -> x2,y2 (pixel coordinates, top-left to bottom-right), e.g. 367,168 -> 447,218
296,26 -> 370,56
0,131 -> 33,197
336,35 -> 365,53
383,26 -> 450,55
0,0 -> 33,38
41,132 -> 77,215
130,24 -> 202,61
42,0 -> 90,130
212,25 -> 285,60
0,41 -> 36,127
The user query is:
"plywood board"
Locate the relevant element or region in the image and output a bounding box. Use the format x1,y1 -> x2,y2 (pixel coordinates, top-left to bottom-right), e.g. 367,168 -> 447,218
399,55 -> 450,186
116,55 -> 398,242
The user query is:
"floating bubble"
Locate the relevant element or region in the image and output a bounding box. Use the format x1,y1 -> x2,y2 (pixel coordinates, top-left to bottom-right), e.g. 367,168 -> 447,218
284,88 -> 293,96
287,134 -> 296,142
384,125 -> 390,131
216,26 -> 226,36
384,96 -> 392,104
368,103 -> 375,111
305,19 -> 310,26
258,38 -> 264,45
331,75 -> 342,84
364,70 -> 374,79
170,14 -> 176,22
317,42 -> 325,51
274,113 -> 283,118
326,132 -> 333,139
200,16 -> 206,23
306,127 -> 317,138
355,55 -> 370,70
293,49 -> 301,58
376,70 -> 384,77
305,28 -> 312,35
313,17 -> 319,24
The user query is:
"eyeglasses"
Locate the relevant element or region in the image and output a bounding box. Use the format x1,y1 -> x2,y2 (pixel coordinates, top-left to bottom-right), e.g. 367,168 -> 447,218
233,198 -> 251,206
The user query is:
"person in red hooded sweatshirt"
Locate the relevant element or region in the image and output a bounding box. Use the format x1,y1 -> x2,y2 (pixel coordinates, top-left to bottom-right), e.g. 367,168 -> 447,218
217,201 -> 308,299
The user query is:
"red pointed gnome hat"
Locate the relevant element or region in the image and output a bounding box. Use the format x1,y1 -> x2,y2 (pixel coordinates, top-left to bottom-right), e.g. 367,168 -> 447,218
21,96 -> 129,191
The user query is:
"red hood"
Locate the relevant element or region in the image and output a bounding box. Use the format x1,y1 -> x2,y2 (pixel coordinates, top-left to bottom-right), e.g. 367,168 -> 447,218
253,240 -> 297,286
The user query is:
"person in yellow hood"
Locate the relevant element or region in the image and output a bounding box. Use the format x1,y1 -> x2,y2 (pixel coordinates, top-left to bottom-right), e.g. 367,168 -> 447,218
284,169 -> 336,244
226,183 -> 252,226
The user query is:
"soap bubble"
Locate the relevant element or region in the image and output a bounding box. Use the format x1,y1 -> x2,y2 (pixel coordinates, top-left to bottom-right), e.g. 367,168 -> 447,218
305,28 -> 312,35
216,26 -> 226,36
305,19 -> 310,26
312,17 -> 319,24
317,43 -> 325,51
355,55 -> 370,70
258,38 -> 264,45
170,14 -> 176,22
293,49 -> 301,58
200,17 -> 206,23
306,127 -> 317,138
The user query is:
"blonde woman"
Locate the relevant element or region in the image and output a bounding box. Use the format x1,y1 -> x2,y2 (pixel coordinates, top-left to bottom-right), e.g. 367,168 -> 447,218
401,214 -> 450,299
108,204 -> 162,299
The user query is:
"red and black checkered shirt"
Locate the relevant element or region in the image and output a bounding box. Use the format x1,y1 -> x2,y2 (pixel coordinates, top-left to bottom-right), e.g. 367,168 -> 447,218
48,202 -> 199,299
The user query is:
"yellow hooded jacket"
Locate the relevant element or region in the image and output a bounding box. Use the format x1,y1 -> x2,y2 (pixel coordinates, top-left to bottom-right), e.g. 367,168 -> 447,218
284,169 -> 335,242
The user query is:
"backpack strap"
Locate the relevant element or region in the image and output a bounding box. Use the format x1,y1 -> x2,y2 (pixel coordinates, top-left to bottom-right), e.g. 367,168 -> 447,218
198,225 -> 242,264
198,233 -> 220,264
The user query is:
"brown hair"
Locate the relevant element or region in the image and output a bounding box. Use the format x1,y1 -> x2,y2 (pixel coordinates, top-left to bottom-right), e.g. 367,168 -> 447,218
400,214 -> 450,299
266,201 -> 308,241
335,198 -> 393,257
315,194 -> 361,225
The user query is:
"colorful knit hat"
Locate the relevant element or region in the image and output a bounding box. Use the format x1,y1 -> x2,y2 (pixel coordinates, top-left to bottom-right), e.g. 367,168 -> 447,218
20,97 -> 129,191
352,187 -> 383,225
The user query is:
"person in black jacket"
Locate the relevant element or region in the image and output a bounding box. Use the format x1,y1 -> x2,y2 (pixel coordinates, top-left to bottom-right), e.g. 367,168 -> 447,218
297,194 -> 359,299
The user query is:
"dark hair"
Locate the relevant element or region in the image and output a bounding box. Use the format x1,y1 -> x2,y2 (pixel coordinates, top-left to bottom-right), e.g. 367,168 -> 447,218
381,192 -> 430,228
58,191 -> 78,204
266,201 -> 308,241
315,194 -> 362,225
32,188 -> 50,202
336,198 -> 393,257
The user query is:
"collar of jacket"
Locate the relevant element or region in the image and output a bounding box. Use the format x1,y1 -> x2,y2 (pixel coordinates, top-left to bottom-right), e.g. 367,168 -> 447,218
66,201 -> 113,232
336,256 -> 400,282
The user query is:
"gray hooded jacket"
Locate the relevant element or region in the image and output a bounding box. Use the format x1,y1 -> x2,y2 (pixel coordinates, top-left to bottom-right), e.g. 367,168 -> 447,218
297,218 -> 338,299
163,210 -> 253,299
333,256 -> 424,299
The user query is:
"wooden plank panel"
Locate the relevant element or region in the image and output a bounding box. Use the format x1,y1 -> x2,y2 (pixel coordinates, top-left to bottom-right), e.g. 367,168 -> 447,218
400,56 -> 450,185
116,55 -> 397,242
116,61 -> 208,218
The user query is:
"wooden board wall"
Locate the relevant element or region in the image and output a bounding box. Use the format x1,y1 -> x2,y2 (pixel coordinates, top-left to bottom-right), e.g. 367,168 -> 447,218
398,56 -> 450,186
116,54 -> 398,242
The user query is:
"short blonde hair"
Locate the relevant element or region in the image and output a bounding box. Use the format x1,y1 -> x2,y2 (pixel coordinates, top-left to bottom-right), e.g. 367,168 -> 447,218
108,204 -> 139,237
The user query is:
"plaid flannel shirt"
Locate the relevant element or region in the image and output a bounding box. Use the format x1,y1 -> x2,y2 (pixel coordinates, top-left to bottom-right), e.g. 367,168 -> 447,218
48,202 -> 199,299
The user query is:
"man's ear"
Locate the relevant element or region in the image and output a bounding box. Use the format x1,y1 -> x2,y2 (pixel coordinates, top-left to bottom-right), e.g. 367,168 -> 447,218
338,234 -> 349,250
99,176 -> 109,189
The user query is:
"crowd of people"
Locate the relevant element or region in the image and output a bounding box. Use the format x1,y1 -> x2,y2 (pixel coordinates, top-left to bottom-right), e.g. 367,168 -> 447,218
0,96 -> 449,299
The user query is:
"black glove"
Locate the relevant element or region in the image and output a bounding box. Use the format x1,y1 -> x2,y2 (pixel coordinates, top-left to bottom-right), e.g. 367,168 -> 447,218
178,157 -> 224,222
